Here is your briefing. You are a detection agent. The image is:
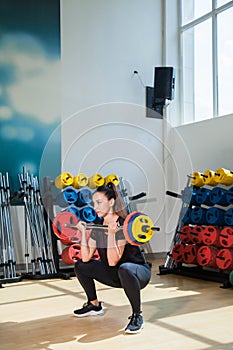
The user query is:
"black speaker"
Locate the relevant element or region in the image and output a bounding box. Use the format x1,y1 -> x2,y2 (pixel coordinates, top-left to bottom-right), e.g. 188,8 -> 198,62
154,67 -> 175,100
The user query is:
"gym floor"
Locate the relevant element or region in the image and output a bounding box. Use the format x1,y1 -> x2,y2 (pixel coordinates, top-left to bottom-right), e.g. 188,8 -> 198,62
1,259 -> 233,350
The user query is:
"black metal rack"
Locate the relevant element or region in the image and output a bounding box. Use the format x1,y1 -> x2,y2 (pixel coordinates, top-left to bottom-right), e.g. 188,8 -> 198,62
159,176 -> 233,288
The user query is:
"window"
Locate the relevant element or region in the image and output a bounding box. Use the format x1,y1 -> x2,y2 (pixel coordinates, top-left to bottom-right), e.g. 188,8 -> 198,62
180,0 -> 233,124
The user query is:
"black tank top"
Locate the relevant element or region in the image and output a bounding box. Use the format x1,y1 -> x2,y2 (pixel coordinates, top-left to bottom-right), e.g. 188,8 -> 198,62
90,216 -> 147,266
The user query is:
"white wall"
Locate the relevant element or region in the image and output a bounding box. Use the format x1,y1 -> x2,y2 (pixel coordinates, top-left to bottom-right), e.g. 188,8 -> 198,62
60,0 -> 170,253
164,113 -> 233,249
61,0 -> 163,117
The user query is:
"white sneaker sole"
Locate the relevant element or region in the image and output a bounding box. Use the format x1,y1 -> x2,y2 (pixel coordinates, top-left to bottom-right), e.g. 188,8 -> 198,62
73,309 -> 104,317
124,324 -> 144,334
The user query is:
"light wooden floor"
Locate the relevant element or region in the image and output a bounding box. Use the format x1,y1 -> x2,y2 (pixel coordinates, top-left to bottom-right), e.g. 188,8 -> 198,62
1,259 -> 233,350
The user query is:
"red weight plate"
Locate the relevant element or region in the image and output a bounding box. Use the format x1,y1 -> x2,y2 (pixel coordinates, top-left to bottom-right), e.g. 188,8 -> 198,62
219,227 -> 233,248
189,225 -> 203,245
61,244 -> 81,265
52,211 -> 80,242
216,249 -> 233,270
202,226 -> 221,247
172,243 -> 184,262
179,225 -> 192,244
59,236 -> 73,246
197,246 -> 218,268
183,244 -> 198,264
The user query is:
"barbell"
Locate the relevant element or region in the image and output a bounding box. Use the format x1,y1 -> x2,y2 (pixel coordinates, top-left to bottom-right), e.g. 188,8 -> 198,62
52,211 -> 160,246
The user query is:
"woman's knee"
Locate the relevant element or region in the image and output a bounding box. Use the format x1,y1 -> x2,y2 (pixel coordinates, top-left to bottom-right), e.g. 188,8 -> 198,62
118,263 -> 136,283
74,259 -> 84,276
118,263 -> 151,289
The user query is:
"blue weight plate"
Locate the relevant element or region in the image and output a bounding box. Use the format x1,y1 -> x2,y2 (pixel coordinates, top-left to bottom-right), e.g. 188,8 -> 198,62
63,186 -> 78,204
196,187 -> 212,206
226,187 -> 233,205
123,212 -> 142,245
180,207 -> 191,224
80,206 -> 97,223
206,207 -> 225,226
224,208 -> 233,226
190,207 -> 207,225
127,212 -> 145,245
76,188 -> 93,207
64,205 -> 80,219
209,187 -> 228,206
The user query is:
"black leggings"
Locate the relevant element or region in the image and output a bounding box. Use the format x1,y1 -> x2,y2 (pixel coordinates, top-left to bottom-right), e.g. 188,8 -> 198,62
74,259 -> 151,314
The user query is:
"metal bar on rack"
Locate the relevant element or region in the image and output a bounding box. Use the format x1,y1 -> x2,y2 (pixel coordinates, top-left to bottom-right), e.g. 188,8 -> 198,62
33,176 -> 57,274
162,176 -> 191,270
0,172 -> 18,281
0,173 -> 9,279
18,170 -> 46,275
118,177 -> 132,214
3,173 -> 16,278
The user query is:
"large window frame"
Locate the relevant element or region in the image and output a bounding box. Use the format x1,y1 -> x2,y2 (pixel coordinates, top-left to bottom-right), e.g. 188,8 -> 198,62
179,0 -> 233,124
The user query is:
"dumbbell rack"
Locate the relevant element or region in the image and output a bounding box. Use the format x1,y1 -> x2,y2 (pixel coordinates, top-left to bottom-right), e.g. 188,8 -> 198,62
43,175 -> 148,277
159,177 -> 233,288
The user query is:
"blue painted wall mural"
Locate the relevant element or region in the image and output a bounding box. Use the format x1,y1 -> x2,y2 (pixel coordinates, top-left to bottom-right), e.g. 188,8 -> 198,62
0,0 -> 61,193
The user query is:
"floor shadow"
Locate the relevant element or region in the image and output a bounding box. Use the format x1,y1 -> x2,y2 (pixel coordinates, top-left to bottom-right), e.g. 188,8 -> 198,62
0,310 -> 125,350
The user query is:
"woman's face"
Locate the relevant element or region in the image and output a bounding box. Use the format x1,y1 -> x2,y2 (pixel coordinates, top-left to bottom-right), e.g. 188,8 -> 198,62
92,192 -> 114,217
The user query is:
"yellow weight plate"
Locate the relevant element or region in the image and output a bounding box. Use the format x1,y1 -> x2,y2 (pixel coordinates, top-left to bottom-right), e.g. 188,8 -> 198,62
54,172 -> 74,189
88,173 -> 105,188
215,168 -> 233,186
203,170 -> 218,186
190,172 -> 204,187
131,214 -> 154,243
105,174 -> 120,186
73,173 -> 88,189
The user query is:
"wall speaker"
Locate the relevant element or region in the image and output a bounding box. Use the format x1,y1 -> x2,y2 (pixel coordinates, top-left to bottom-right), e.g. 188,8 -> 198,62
154,67 -> 175,100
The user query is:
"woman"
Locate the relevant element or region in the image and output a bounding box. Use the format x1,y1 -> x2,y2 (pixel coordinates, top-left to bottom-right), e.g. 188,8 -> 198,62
73,182 -> 151,334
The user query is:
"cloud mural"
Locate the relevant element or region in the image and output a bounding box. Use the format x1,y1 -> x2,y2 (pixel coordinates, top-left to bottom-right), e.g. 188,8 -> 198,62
0,0 -> 61,193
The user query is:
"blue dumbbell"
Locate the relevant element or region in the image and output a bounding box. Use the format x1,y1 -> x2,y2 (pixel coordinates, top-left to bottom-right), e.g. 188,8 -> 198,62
180,207 -> 192,224
63,205 -> 80,219
80,206 -> 97,223
63,186 -> 78,204
206,207 -> 225,226
195,188 -> 212,206
224,208 -> 233,226
209,187 -> 228,206
75,188 -> 93,207
226,187 -> 233,206
190,207 -> 207,225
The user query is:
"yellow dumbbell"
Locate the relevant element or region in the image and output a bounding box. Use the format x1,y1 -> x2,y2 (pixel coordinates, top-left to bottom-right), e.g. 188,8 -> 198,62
215,168 -> 233,186
190,172 -> 205,187
54,172 -> 74,189
105,174 -> 120,186
88,173 -> 105,189
202,170 -> 218,186
73,173 -> 89,189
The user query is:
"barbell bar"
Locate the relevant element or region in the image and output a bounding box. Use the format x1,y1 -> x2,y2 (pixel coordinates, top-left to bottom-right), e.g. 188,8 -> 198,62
52,211 -> 160,246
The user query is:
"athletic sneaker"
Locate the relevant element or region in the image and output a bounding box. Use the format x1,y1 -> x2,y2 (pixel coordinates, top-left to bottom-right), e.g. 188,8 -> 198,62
73,301 -> 104,317
124,313 -> 144,334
